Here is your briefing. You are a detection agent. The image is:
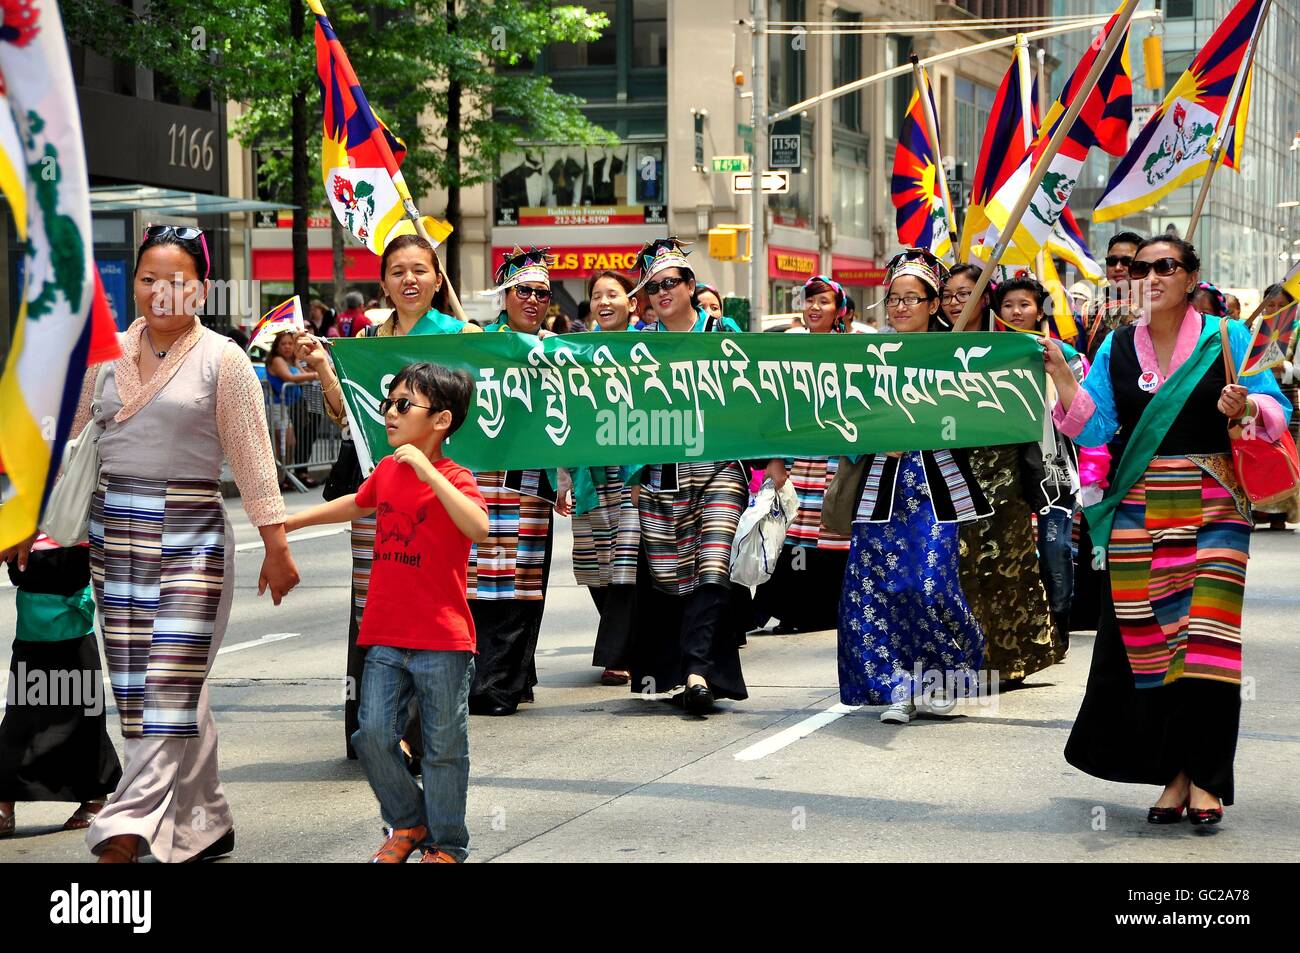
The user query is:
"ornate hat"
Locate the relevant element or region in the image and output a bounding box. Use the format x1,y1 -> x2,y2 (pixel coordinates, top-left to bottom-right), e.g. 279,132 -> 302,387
885,248 -> 950,297
481,246 -> 552,298
631,237 -> 693,295
803,274 -> 848,318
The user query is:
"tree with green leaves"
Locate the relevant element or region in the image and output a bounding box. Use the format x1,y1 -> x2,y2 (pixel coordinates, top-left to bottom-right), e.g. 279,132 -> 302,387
65,1 -> 615,297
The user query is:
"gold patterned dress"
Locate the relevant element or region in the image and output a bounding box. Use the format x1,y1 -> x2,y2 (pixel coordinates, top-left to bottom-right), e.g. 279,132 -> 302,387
959,444 -> 1058,682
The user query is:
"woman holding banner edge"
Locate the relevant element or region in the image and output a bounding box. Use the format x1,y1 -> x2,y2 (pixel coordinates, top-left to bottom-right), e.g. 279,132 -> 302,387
1045,236 -> 1291,825
301,233 -> 479,755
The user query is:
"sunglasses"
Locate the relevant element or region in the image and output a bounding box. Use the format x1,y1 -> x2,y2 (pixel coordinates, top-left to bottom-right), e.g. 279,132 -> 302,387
1104,255 -> 1134,269
513,285 -> 552,302
142,224 -> 212,280
379,397 -> 435,415
645,276 -> 687,295
1127,257 -> 1186,279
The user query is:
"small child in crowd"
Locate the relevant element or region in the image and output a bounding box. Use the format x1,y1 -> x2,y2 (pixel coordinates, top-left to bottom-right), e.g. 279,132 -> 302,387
286,362 -> 488,863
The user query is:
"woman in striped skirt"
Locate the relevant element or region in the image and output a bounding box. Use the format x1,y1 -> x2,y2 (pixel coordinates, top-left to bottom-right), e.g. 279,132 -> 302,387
567,270 -> 643,684
469,248 -> 567,716
837,250 -> 991,726
305,233 -> 480,757
1048,237 -> 1291,825
627,238 -> 750,716
42,227 -> 298,862
753,276 -> 853,634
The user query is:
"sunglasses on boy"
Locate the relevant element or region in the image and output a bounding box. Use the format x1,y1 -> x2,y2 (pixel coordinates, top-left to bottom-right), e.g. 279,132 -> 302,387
1104,254 -> 1133,269
513,285 -> 552,302
644,276 -> 687,295
1127,257 -> 1187,280
142,224 -> 212,280
380,397 -> 436,416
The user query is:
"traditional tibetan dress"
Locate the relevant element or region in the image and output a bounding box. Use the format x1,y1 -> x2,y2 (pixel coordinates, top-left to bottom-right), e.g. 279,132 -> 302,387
1057,311 -> 1291,805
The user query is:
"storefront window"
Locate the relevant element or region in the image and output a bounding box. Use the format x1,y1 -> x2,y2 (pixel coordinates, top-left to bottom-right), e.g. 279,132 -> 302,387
494,142 -> 667,227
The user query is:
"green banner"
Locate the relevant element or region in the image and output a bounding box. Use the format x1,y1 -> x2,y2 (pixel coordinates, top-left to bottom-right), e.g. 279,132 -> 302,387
329,331 -> 1048,472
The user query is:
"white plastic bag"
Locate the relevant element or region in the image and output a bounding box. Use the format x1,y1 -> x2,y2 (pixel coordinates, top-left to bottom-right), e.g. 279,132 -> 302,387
730,477 -> 798,587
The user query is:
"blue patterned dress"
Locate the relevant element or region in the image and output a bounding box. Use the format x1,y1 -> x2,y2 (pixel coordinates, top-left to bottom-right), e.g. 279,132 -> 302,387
838,452 -> 985,705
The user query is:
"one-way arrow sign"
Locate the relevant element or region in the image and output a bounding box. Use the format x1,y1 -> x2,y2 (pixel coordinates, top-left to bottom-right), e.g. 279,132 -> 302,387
731,171 -> 790,194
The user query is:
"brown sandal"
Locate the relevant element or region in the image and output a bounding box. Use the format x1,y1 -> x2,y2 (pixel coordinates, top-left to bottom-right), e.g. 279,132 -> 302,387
63,799 -> 107,831
96,834 -> 141,863
370,824 -> 428,863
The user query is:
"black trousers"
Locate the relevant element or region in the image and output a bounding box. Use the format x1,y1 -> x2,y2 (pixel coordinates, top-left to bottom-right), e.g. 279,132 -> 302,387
589,584 -> 636,669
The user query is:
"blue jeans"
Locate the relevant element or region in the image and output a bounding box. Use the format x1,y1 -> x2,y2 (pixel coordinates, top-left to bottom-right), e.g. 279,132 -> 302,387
352,645 -> 474,860
1037,507 -> 1077,618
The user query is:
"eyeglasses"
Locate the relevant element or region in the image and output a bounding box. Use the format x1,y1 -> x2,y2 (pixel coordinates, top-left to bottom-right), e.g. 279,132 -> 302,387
513,285 -> 552,302
940,290 -> 972,304
1104,255 -> 1133,269
379,397 -> 435,415
645,276 -> 687,295
142,224 -> 211,279
885,294 -> 926,309
1127,257 -> 1186,279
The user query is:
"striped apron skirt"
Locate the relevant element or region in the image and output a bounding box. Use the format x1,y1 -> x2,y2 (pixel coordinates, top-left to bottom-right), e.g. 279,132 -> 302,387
571,468 -> 640,589
638,461 -> 748,598
467,471 -> 555,711
87,474 -> 234,860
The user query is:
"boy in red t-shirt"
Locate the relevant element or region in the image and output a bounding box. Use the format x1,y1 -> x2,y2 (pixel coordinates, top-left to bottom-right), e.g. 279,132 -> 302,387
286,362 -> 488,863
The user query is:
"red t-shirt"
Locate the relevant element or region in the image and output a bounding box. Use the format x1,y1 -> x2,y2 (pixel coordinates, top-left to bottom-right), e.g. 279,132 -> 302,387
354,455 -> 487,652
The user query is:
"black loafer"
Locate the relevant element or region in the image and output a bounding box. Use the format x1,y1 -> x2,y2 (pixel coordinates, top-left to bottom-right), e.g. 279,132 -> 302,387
683,684 -> 715,716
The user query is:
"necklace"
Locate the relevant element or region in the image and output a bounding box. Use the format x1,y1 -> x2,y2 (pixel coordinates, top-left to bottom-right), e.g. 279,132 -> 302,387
144,328 -> 169,359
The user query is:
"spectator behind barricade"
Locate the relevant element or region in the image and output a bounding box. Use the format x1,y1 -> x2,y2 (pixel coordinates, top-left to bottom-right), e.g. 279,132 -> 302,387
310,298 -> 337,337
337,291 -> 371,337
265,330 -> 320,490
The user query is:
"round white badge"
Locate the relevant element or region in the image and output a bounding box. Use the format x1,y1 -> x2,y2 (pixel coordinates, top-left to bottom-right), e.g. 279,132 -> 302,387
1137,370 -> 1160,393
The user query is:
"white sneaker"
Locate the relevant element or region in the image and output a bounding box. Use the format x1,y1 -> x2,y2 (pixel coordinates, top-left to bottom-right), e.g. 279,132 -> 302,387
879,701 -> 916,724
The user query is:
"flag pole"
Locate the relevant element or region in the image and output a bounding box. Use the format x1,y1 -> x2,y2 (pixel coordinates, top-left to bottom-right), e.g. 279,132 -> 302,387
909,55 -> 956,265
1186,0 -> 1272,242
404,199 -> 469,323
955,0 -> 1142,332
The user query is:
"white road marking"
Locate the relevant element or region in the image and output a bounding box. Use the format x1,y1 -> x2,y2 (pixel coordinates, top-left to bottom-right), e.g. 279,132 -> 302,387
217,632 -> 303,655
733,702 -> 860,761
234,526 -> 347,552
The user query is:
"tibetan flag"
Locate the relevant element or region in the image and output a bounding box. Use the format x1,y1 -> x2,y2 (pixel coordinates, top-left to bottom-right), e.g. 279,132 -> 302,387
248,296 -> 306,353
1282,259 -> 1300,305
1094,0 -> 1264,223
1048,207 -> 1105,283
1239,302 -> 1298,378
891,70 -> 954,262
961,46 -> 1034,263
310,0 -> 429,255
985,4 -> 1133,264
0,0 -> 121,549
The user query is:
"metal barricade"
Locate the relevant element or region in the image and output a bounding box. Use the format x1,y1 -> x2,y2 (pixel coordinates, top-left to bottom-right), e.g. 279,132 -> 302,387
261,378 -> 342,492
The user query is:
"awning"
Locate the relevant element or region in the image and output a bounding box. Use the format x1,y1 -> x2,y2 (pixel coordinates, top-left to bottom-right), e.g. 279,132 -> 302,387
89,185 -> 292,217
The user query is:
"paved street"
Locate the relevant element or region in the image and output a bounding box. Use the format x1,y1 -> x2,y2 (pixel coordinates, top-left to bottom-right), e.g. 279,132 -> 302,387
3,488 -> 1298,863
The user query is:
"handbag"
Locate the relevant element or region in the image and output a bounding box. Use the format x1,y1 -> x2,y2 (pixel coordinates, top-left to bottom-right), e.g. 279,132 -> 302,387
39,364 -> 110,546
820,455 -> 868,537
730,478 -> 798,587
1219,322 -> 1300,507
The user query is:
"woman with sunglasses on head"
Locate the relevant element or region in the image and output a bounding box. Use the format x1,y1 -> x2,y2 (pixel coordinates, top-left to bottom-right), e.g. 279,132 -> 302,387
563,270 -> 643,685
627,238 -> 747,716
464,248 -> 567,715
1046,237 -> 1291,826
5,225 -> 301,862
837,250 -> 991,726
751,275 -> 854,635
300,233 -> 479,757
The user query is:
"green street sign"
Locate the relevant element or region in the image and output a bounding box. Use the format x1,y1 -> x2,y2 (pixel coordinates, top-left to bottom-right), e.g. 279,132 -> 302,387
712,155 -> 750,173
